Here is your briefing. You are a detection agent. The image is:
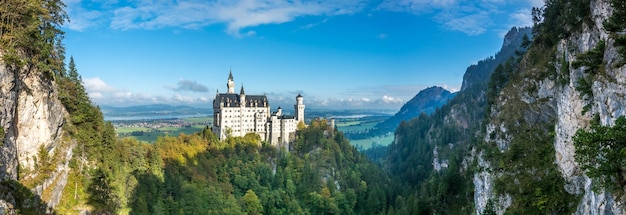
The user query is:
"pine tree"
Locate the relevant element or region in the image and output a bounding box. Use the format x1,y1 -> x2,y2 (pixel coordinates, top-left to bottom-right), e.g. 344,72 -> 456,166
482,199 -> 496,215
243,189 -> 263,215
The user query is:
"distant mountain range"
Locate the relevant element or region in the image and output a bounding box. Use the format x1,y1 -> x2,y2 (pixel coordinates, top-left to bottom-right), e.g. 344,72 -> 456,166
377,86 -> 456,131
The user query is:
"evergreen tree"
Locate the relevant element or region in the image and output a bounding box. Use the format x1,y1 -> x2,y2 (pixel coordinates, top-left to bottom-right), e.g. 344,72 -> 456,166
243,189 -> 263,215
67,56 -> 81,82
482,199 -> 496,215
574,115 -> 626,197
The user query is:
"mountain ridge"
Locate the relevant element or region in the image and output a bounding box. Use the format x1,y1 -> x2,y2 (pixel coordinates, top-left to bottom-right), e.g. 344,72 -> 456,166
373,86 -> 455,133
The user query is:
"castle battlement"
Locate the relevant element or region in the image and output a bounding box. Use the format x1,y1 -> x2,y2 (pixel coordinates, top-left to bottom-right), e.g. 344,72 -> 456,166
212,71 -> 305,148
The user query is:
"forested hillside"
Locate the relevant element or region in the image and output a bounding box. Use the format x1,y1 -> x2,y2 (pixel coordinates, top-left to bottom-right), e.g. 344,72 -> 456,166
60,119 -> 394,214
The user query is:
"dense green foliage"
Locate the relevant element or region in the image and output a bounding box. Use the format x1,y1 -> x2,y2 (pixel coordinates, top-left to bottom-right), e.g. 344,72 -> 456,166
62,121 -> 394,214
531,0 -> 591,49
526,0 -> 592,86
574,115 -> 626,198
486,58 -> 517,109
572,41 -> 606,113
572,40 -> 606,75
54,57 -> 122,213
0,0 -> 67,76
384,85 -> 481,214
486,115 -> 576,213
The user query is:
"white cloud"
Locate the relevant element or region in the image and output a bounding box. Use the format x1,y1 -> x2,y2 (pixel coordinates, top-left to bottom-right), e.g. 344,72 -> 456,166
265,88 -> 408,109
378,0 -> 496,35
82,77 -> 211,106
168,79 -> 209,92
246,30 -> 257,36
63,0 -> 106,31
441,11 -> 490,35
378,0 -> 458,12
172,94 -> 196,103
377,33 -> 389,39
89,92 -> 104,99
65,0 -> 366,36
382,95 -> 403,103
509,8 -> 533,27
378,0 -> 538,36
83,77 -> 115,93
300,18 -> 329,30
440,84 -> 460,92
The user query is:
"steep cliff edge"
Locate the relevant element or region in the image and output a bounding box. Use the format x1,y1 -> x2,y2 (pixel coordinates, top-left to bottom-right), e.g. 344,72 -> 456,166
479,0 -> 626,214
556,0 -> 625,213
0,57 -> 73,213
0,62 -> 67,177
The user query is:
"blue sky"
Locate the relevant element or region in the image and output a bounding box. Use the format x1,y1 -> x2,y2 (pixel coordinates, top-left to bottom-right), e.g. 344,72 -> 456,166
63,0 -> 543,110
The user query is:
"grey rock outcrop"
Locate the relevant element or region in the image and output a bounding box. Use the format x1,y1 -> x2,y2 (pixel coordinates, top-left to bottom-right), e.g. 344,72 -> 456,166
0,56 -> 71,212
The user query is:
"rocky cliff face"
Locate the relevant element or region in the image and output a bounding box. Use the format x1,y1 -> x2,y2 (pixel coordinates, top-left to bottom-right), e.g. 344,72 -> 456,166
477,0 -> 626,214
557,0 -> 625,213
0,61 -> 66,178
0,57 -> 72,211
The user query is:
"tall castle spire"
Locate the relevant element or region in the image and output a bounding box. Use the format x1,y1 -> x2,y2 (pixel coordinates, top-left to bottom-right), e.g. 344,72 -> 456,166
227,69 -> 235,94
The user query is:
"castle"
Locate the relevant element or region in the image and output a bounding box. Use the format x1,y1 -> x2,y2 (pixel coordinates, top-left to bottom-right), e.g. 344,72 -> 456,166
212,71 -> 305,147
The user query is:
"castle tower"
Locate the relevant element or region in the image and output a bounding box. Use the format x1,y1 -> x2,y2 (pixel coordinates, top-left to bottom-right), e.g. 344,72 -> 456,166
227,70 -> 235,94
295,94 -> 305,123
240,85 -> 246,106
276,106 -> 282,116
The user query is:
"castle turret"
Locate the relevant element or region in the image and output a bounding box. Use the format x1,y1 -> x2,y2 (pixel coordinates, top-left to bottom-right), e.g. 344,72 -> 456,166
295,94 -> 305,123
227,70 -> 235,94
240,85 -> 246,106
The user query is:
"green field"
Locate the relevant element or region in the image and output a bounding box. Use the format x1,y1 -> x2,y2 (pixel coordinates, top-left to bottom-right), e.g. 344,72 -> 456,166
335,116 -> 394,150
348,133 -> 394,150
115,127 -> 150,133
337,122 -> 377,133
184,117 -> 213,124
117,125 -> 207,143
335,121 -> 360,127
